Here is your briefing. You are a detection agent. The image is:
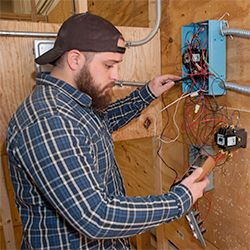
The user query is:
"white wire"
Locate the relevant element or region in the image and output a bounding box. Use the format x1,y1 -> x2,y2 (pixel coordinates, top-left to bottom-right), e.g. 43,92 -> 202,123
154,92 -> 193,142
158,95 -> 182,143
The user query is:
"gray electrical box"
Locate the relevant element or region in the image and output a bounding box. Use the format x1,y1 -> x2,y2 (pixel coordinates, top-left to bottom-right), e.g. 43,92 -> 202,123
33,39 -> 55,72
189,144 -> 214,191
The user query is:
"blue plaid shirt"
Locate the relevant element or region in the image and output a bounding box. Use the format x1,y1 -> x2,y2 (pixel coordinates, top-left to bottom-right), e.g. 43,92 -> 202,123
6,72 -> 192,250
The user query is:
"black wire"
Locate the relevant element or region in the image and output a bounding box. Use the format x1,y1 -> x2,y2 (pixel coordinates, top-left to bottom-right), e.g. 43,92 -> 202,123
231,110 -> 241,127
156,95 -> 178,179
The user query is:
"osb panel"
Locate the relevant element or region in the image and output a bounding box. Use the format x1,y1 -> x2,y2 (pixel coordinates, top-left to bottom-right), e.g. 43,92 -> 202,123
0,21 -> 162,154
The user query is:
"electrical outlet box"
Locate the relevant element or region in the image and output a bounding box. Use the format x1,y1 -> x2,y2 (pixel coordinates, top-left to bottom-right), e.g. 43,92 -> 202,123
181,20 -> 226,95
34,39 -> 55,72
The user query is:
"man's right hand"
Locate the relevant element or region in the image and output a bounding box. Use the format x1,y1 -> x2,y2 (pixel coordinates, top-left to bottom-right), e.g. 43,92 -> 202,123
181,168 -> 210,204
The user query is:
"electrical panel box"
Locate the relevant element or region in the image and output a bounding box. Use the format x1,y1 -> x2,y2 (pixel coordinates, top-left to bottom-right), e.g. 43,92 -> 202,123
34,39 -> 55,72
181,20 -> 227,95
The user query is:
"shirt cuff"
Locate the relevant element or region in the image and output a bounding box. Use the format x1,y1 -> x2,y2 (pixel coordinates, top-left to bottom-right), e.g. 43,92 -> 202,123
139,81 -> 158,104
167,184 -> 193,221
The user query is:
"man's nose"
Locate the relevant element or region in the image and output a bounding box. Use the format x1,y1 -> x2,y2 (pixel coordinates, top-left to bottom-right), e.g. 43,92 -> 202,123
110,65 -> 120,81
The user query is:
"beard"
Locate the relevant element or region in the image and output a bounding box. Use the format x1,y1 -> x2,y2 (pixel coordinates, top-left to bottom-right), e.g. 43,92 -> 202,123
74,64 -> 114,112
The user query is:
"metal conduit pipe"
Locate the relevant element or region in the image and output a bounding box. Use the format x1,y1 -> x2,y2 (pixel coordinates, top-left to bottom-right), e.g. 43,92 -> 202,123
125,0 -> 161,47
219,80 -> 250,94
219,27 -> 250,38
0,30 -> 57,37
115,81 -> 146,87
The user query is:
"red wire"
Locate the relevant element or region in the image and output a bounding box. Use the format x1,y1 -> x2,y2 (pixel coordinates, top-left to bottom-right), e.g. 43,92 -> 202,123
203,191 -> 212,222
183,118 -> 228,130
215,153 -> 224,164
203,98 -> 208,142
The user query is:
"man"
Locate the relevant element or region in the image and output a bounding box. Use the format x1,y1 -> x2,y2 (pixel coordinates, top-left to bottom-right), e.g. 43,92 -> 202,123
6,12 -> 209,249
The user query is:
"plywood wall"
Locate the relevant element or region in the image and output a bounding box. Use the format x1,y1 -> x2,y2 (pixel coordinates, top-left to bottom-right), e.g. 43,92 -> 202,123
161,1 -> 250,249
1,0 -> 250,249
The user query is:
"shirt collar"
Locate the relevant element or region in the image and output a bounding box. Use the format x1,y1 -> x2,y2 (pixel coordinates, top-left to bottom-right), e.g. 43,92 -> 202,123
36,72 -> 92,108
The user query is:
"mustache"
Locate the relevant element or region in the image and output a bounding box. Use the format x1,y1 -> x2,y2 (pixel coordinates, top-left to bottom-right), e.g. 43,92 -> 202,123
101,81 -> 116,92
107,81 -> 116,88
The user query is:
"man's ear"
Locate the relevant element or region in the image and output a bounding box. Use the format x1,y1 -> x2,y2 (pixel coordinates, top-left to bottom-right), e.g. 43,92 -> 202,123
67,50 -> 85,70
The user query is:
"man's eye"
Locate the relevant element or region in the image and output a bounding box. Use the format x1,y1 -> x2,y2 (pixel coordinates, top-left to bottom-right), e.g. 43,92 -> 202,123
105,64 -> 113,69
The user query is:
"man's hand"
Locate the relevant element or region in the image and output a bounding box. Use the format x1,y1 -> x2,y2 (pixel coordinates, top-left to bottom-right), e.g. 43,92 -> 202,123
181,168 -> 210,204
148,74 -> 181,97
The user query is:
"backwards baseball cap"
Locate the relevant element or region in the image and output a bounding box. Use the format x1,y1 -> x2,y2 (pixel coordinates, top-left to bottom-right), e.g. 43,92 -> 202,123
35,12 -> 126,65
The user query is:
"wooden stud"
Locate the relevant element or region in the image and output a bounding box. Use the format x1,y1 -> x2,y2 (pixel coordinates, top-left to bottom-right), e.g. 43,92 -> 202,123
30,0 -> 37,22
0,156 -> 16,250
136,230 -> 153,250
152,137 -> 169,249
148,0 -> 156,28
74,0 -> 88,14
0,12 -> 45,22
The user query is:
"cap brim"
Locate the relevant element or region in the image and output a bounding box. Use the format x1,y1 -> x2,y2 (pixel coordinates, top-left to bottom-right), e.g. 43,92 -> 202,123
35,47 -> 64,65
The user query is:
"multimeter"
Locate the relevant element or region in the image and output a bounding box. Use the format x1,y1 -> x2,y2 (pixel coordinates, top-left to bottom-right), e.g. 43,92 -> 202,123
184,154 -> 215,182
171,154 -> 215,189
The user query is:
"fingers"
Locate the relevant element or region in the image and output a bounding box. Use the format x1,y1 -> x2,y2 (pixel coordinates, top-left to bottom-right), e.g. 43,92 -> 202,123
162,80 -> 175,93
157,74 -> 181,85
181,168 -> 210,204
149,74 -> 181,97
189,168 -> 203,182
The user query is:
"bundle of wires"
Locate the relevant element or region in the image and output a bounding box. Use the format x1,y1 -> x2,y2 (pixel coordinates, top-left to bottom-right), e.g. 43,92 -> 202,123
155,22 -> 241,180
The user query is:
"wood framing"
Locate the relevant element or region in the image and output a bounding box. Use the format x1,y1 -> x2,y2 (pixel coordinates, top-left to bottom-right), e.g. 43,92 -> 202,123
74,0 -> 88,13
0,157 -> 16,250
0,12 -> 45,22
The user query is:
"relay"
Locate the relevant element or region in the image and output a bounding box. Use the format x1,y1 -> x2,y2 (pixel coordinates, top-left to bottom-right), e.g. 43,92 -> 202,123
215,126 -> 247,151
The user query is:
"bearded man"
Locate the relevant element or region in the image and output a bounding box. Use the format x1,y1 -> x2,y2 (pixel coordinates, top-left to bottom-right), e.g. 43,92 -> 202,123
6,12 -> 209,250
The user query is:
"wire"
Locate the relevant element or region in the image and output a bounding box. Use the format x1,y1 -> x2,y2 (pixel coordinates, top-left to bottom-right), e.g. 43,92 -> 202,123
154,92 -> 192,139
156,95 -> 178,179
203,191 -> 212,222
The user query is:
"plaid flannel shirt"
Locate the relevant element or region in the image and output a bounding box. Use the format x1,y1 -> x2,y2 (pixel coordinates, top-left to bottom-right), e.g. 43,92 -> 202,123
6,72 -> 192,249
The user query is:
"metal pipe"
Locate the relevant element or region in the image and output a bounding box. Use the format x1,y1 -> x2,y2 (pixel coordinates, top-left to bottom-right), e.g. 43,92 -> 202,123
125,0 -> 161,47
219,27 -> 250,38
71,0 -> 76,15
219,80 -> 250,94
115,81 -> 146,87
0,30 -> 57,37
